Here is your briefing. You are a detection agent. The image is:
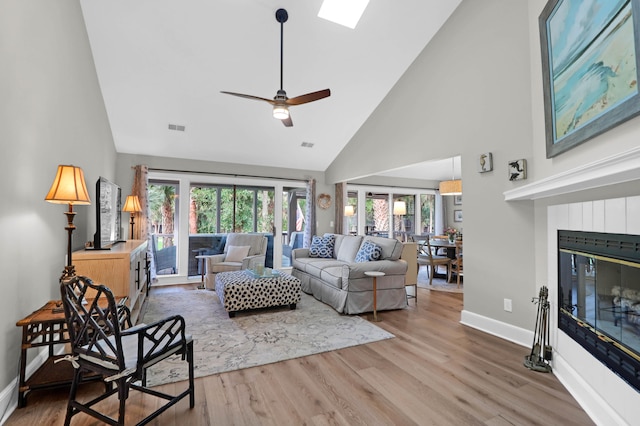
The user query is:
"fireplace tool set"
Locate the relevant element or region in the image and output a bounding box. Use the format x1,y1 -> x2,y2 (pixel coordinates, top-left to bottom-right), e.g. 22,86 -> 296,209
524,285 -> 552,372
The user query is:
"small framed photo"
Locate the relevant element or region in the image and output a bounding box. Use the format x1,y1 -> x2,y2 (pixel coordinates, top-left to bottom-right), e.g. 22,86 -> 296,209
478,152 -> 493,173
454,195 -> 462,205
508,159 -> 527,181
454,210 -> 463,222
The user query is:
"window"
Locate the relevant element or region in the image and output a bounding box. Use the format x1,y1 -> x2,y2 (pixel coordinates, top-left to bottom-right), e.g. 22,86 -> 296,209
347,185 -> 439,239
420,194 -> 435,234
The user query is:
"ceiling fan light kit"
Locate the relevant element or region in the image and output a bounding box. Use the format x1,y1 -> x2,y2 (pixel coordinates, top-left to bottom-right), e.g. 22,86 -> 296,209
273,105 -> 290,120
221,8 -> 331,127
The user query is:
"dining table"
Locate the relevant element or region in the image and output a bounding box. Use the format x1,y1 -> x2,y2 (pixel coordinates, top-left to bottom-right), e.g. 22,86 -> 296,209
427,239 -> 458,259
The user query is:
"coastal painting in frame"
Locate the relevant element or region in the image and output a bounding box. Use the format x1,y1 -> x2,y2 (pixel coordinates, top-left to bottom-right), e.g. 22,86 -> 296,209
539,0 -> 640,158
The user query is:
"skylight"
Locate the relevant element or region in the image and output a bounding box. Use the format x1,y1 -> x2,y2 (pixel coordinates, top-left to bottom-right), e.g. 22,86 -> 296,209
318,0 -> 369,29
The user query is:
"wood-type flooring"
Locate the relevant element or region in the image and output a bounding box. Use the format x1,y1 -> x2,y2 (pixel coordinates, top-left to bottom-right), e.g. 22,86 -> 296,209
7,284 -> 594,425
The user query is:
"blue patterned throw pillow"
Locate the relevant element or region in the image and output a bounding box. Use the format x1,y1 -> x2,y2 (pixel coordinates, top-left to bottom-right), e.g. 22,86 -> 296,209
355,241 -> 382,262
309,235 -> 335,258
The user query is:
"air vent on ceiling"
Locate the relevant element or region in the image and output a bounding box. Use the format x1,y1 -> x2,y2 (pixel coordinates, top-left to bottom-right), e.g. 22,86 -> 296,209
168,124 -> 186,132
301,142 -> 314,148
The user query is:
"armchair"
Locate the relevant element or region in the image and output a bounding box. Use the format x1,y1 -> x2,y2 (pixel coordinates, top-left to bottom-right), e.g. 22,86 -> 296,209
204,233 -> 267,289
59,275 -> 194,425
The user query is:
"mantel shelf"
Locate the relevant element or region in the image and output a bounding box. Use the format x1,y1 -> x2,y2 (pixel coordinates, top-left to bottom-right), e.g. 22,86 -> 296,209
503,146 -> 640,201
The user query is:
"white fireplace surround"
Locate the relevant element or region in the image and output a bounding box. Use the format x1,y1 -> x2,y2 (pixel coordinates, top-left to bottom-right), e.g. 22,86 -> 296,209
500,146 -> 640,425
503,146 -> 640,202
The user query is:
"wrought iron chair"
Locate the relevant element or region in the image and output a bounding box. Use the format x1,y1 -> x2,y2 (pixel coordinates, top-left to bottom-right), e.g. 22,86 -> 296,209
59,275 -> 194,426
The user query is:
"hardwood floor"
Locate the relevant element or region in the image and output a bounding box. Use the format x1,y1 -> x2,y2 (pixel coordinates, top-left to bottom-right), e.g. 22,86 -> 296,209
7,285 -> 594,425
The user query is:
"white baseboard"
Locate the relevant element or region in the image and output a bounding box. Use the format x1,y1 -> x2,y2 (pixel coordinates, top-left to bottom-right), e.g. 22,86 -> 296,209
460,309 -> 533,347
0,345 -> 64,425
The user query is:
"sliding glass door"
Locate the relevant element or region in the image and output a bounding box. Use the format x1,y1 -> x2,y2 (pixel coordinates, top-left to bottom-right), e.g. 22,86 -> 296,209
149,180 -> 179,276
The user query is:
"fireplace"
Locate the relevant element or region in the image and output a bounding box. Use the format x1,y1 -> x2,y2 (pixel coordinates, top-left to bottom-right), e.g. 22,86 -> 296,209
558,230 -> 640,392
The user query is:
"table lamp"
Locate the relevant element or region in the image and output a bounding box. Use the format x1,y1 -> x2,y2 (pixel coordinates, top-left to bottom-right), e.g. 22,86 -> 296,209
45,165 -> 91,281
122,195 -> 142,239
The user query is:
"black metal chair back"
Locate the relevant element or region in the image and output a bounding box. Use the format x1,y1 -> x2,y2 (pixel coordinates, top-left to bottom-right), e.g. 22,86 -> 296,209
59,275 -> 194,426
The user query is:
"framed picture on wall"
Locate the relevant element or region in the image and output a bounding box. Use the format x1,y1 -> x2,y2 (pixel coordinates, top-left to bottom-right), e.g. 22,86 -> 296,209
539,0 -> 640,158
454,210 -> 463,222
454,195 -> 462,205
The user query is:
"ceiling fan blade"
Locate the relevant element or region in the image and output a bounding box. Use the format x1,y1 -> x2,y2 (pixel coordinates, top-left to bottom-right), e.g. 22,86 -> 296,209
220,91 -> 275,104
285,89 -> 331,106
281,115 -> 293,127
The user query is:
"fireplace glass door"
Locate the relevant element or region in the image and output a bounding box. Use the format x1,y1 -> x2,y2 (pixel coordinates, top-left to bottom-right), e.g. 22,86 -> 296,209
559,249 -> 640,359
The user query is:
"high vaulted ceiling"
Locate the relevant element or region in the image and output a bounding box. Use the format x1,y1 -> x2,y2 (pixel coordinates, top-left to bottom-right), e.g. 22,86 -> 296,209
80,0 -> 461,179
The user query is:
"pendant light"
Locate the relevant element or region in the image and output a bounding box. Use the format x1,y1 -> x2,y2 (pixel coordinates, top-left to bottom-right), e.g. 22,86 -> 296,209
439,157 -> 462,196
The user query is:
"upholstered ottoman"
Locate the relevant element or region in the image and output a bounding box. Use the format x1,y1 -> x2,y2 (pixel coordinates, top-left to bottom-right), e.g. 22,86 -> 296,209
214,270 -> 301,317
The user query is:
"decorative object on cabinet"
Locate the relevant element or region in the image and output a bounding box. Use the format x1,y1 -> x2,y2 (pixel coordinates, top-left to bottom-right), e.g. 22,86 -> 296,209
317,193 -> 331,209
478,152 -> 493,172
122,194 -> 142,239
540,0 -> 640,158
508,159 -> 527,181
44,165 -> 91,281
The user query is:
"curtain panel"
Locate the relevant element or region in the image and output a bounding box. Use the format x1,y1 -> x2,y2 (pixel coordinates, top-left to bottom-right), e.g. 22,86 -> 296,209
303,178 -> 316,248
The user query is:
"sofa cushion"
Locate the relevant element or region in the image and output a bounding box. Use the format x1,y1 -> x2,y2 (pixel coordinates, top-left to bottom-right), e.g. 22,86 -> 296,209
363,236 -> 403,260
335,235 -> 363,262
225,245 -> 250,262
310,235 -> 335,258
355,241 -> 382,262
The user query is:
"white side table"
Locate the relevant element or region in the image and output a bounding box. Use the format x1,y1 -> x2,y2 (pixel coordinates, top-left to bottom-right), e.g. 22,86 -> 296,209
364,271 -> 385,322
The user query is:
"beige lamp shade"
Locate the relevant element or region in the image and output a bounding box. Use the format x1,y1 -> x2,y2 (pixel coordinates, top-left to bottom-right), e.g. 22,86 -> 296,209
344,205 -> 355,216
45,165 -> 91,205
393,201 -> 407,215
439,179 -> 462,196
122,195 -> 142,213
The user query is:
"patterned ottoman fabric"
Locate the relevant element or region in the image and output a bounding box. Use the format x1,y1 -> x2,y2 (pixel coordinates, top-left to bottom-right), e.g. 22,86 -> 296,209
215,270 -> 302,317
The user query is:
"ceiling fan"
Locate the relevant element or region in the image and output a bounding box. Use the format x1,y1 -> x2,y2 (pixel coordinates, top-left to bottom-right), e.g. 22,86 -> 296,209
221,8 -> 330,127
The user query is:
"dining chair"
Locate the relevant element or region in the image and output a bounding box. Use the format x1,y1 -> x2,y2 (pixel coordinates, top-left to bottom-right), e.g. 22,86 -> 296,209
450,240 -> 464,287
59,275 -> 194,426
417,239 -> 452,285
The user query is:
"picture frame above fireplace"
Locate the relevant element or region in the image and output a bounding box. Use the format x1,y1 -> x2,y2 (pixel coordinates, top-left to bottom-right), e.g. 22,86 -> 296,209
539,0 -> 640,158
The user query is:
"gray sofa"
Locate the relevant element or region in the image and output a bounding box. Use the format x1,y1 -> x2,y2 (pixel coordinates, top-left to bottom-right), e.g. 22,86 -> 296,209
291,233 -> 408,314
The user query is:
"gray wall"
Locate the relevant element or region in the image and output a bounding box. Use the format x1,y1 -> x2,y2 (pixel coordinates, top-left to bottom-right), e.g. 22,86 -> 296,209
327,0 -> 537,328
0,0 -> 117,406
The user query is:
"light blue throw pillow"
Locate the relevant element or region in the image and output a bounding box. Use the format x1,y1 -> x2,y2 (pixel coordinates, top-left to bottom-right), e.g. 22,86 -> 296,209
355,241 -> 382,262
309,235 -> 335,258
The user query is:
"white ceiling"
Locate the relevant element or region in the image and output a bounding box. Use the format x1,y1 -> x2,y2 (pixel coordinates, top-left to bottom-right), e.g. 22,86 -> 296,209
80,0 -> 461,179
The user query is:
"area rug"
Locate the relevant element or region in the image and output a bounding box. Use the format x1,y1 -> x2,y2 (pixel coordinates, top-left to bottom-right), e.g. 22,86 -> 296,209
417,267 -> 463,293
140,289 -> 394,386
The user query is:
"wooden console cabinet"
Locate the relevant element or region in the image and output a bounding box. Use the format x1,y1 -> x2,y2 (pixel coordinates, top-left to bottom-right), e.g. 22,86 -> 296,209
73,239 -> 149,324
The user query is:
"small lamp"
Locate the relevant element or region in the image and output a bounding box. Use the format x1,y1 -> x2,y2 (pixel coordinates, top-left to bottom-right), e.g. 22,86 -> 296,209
393,200 -> 407,237
344,205 -> 355,217
122,195 -> 142,239
392,201 -> 406,216
45,165 -> 91,281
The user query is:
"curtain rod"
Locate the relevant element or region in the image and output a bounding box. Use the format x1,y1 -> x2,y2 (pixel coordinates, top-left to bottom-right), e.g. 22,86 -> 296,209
347,182 -> 439,191
145,167 -> 309,183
